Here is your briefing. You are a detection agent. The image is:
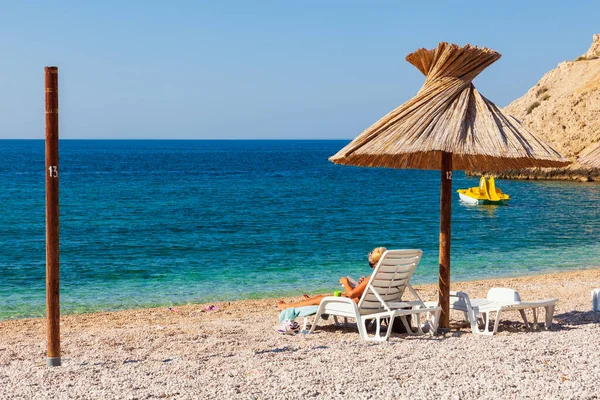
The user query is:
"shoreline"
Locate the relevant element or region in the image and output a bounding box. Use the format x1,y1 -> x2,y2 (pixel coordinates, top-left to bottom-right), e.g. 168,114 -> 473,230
467,166 -> 600,182
2,266 -> 600,323
1,268 -> 600,398
2,268 -> 599,327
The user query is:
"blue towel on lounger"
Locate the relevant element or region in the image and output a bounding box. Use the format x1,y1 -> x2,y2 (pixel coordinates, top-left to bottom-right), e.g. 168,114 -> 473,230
279,306 -> 320,322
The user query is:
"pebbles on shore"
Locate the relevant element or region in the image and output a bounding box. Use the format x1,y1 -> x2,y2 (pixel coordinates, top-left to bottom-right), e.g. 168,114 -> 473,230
1,269 -> 599,399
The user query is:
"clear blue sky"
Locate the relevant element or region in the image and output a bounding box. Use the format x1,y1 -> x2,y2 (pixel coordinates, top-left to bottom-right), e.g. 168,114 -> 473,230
1,1 -> 598,139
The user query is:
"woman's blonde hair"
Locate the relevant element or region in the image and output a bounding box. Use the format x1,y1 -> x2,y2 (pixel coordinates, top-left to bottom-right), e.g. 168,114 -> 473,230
368,247 -> 387,266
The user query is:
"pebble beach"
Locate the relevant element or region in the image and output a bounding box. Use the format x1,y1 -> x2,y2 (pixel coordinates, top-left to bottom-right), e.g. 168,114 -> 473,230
2,4 -> 600,400
1,268 -> 599,399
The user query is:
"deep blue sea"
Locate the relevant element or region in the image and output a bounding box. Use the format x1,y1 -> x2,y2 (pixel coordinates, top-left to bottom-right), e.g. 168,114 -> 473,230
1,140 -> 599,320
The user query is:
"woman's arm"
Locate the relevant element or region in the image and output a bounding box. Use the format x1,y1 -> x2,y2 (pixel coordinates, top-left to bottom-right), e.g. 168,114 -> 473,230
339,276 -> 370,299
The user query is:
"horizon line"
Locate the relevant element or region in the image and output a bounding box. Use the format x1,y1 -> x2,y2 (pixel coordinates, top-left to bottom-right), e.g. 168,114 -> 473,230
0,138 -> 355,141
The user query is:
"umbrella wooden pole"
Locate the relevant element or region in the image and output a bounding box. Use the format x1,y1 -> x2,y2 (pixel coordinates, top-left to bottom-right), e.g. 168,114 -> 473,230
439,151 -> 452,330
45,66 -> 61,367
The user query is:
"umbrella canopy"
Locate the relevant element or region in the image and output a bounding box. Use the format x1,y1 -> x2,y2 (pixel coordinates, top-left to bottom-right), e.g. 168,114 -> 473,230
579,142 -> 600,169
330,42 -> 568,170
330,42 -> 568,330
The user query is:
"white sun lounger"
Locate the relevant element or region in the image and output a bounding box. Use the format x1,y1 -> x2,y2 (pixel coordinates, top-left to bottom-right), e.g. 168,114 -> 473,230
307,249 -> 441,341
450,288 -> 558,335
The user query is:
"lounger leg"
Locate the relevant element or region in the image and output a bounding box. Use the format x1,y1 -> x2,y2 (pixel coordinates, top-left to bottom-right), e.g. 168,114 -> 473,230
333,316 -> 339,325
430,309 -> 440,335
358,316 -> 390,341
483,312 -> 490,333
308,303 -> 326,334
492,310 -> 502,335
413,312 -> 424,335
398,309 -> 439,336
470,309 -> 482,334
544,305 -> 555,329
381,315 -> 394,341
532,308 -> 539,330
357,316 -> 369,341
360,316 -> 383,341
480,312 -> 489,330
472,310 -> 496,336
519,310 -> 530,329
399,315 -> 415,335
410,313 -> 429,335
400,315 -> 415,335
373,315 -> 395,341
308,315 -> 320,334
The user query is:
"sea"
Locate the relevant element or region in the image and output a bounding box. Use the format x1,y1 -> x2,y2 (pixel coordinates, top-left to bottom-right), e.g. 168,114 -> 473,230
1,140 -> 599,320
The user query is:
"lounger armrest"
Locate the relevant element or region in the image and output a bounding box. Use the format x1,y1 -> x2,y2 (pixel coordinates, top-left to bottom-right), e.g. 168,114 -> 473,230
387,301 -> 425,309
317,296 -> 361,319
449,291 -> 489,334
319,296 -> 359,309
320,296 -> 356,303
387,301 -> 439,310
449,291 -> 484,319
420,301 -> 440,309
392,305 -> 441,316
449,291 -> 471,311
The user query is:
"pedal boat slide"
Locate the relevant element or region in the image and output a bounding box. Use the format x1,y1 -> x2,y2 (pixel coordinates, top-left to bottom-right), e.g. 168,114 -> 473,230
457,176 -> 510,205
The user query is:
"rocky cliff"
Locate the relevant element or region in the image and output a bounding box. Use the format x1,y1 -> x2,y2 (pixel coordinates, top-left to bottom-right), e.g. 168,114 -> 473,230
504,34 -> 600,160
474,35 -> 600,181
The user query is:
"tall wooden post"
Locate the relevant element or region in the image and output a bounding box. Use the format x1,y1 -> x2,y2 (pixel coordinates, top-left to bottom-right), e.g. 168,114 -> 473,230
45,66 -> 61,367
438,151 -> 452,330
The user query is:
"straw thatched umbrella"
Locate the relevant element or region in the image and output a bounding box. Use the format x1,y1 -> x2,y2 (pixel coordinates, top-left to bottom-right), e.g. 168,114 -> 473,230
330,42 -> 568,330
579,142 -> 600,169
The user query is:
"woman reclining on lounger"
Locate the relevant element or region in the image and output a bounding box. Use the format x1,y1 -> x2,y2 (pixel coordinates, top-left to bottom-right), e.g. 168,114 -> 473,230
277,247 -> 386,310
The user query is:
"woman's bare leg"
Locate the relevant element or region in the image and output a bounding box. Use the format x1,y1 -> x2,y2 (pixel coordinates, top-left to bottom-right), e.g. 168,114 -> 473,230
277,295 -> 327,310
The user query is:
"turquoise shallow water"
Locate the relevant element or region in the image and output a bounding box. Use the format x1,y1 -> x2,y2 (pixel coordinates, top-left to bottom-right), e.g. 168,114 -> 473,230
1,140 -> 599,320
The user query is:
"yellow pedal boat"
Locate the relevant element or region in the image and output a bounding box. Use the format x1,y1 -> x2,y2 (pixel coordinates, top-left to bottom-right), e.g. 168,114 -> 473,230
457,176 -> 510,205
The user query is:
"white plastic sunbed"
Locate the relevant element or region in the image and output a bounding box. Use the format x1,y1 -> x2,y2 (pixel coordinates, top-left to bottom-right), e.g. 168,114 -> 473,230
450,288 -> 558,335
307,249 -> 441,341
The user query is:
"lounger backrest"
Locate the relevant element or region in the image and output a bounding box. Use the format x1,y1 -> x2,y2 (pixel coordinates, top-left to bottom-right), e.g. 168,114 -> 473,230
357,249 -> 422,312
487,287 -> 521,302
